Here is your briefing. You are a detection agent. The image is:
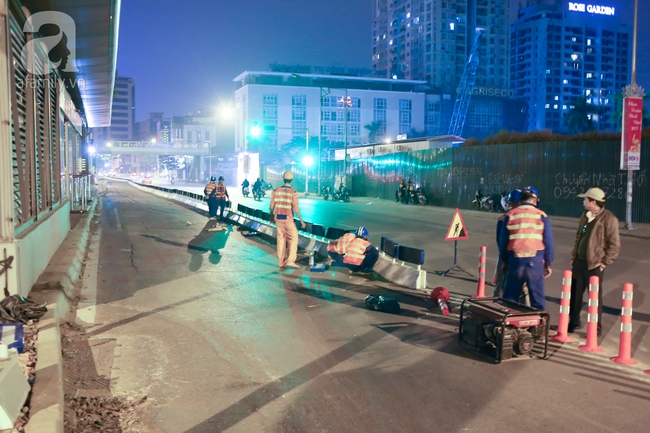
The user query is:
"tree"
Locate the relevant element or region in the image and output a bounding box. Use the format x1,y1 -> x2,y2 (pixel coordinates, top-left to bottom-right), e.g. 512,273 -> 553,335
158,156 -> 179,172
564,97 -> 599,134
363,121 -> 384,143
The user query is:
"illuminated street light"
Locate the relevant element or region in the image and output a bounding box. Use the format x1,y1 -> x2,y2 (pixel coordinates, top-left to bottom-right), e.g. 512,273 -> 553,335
250,123 -> 262,138
220,105 -> 234,120
303,155 -> 314,167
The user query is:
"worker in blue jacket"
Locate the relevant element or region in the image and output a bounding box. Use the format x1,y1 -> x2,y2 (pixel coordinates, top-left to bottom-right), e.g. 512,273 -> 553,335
499,186 -> 554,310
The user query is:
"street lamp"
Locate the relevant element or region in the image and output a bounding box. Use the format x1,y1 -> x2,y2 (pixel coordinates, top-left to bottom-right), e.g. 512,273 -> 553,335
318,86 -> 330,195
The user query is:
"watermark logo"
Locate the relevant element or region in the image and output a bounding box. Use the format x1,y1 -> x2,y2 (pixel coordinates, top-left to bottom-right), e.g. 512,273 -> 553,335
21,11 -> 79,76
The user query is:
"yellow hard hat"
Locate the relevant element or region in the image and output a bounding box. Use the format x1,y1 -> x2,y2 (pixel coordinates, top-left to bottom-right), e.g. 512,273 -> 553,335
283,170 -> 294,180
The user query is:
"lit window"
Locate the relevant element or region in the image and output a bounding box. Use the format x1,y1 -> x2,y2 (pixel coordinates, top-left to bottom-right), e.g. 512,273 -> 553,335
605,98 -> 609,104
553,104 -> 558,109
585,89 -> 591,96
587,39 -> 592,46
389,39 -> 393,45
572,37 -> 577,42
563,105 -> 567,110
593,114 -> 599,121
587,98 -> 592,103
554,96 -> 559,101
563,79 -> 568,84
407,12 -> 411,18
450,23 -> 455,30
392,75 -> 398,79
586,73 -> 593,78
545,104 -> 550,109
383,34 -> 386,39
571,54 -> 578,60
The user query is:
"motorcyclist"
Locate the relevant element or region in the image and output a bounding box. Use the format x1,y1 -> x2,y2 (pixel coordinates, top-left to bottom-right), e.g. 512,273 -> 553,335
405,179 -> 414,204
253,178 -> 263,195
241,178 -> 250,195
396,180 -> 406,203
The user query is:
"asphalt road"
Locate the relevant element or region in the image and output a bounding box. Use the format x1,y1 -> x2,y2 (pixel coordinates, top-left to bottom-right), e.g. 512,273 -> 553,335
82,178 -> 650,433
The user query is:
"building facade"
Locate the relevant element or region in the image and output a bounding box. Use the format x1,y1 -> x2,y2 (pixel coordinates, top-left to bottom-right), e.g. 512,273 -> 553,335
511,0 -> 631,132
92,75 -> 136,142
233,72 -> 432,154
0,0 -> 119,296
372,0 -> 510,91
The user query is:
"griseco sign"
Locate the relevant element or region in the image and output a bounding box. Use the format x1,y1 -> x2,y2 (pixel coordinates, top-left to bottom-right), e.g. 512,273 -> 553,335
456,87 -> 514,97
568,3 -> 615,16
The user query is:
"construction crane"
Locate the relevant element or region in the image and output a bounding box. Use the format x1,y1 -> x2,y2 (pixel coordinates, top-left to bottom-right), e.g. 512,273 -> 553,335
448,28 -> 484,137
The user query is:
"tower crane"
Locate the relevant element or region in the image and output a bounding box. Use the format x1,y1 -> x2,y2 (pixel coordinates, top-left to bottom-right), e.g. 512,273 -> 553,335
448,28 -> 484,137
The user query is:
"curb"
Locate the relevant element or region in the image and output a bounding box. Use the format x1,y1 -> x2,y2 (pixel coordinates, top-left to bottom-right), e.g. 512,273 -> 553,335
26,199 -> 97,433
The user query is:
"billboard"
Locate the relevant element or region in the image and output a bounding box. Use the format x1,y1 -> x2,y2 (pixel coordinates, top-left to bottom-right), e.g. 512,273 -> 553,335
620,97 -> 643,170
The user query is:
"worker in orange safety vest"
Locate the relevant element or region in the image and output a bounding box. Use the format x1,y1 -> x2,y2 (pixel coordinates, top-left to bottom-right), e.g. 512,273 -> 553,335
498,186 -> 554,310
270,171 -> 305,269
204,176 -> 219,220
327,226 -> 379,273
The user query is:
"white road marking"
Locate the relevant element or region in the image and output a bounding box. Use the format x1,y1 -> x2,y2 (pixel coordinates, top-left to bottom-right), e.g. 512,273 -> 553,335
114,208 -> 122,231
76,226 -> 101,326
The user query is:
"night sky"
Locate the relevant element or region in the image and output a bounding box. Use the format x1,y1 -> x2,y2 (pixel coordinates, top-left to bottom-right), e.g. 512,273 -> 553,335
116,0 -> 650,122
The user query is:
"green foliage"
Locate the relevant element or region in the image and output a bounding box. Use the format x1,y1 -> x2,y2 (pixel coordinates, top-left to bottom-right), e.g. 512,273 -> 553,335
463,128 -> 650,146
158,155 -> 179,171
564,97 -> 602,134
363,121 -> 384,143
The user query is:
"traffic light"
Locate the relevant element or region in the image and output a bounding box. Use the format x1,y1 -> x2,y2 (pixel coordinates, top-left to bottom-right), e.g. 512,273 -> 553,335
249,122 -> 262,138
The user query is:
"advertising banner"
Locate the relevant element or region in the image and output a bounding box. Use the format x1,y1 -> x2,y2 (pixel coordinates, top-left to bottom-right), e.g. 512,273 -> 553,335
620,97 -> 643,170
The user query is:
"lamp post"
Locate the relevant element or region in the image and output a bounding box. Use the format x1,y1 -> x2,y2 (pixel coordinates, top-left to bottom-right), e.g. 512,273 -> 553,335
318,86 -> 331,195
622,0 -> 642,230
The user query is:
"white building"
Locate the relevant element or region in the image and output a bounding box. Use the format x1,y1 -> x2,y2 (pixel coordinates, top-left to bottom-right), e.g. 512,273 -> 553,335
233,71 -> 436,153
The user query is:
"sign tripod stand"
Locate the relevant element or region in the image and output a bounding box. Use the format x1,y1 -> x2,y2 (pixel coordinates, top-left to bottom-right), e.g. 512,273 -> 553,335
442,209 -> 473,277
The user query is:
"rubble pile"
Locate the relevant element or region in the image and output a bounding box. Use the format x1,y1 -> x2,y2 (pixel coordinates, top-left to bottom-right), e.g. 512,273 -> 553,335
64,394 -> 148,433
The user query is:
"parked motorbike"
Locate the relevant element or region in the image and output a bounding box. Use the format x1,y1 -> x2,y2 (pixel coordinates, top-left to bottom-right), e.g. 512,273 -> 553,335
321,185 -> 332,201
242,186 -> 250,198
415,186 -> 427,205
472,189 -> 493,211
498,190 -> 509,212
332,186 -> 350,203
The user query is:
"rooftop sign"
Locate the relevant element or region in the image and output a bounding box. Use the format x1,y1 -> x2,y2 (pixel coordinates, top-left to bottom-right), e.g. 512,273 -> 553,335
568,3 -> 615,16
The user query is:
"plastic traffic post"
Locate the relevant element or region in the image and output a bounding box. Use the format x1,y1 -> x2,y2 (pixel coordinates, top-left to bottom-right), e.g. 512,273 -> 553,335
578,276 -> 603,353
611,283 -> 638,365
430,287 -> 450,316
552,270 -> 574,343
473,246 -> 487,298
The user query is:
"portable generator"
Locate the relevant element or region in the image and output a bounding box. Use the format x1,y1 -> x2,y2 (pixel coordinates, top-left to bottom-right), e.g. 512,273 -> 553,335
458,297 -> 549,363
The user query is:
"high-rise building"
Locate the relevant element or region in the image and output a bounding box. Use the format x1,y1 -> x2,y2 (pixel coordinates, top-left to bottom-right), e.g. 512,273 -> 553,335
91,75 -> 136,143
372,0 -> 510,91
511,0 -> 631,132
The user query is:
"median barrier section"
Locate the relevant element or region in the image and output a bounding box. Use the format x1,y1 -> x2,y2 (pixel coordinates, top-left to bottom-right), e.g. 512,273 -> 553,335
134,184 -> 430,290
374,237 -> 427,290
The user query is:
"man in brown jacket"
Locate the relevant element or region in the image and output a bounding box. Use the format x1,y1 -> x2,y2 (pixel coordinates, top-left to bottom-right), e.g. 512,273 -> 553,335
569,187 -> 620,335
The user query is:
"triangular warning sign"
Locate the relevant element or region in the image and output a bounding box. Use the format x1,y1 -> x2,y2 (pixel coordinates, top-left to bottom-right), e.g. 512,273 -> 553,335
445,208 -> 469,241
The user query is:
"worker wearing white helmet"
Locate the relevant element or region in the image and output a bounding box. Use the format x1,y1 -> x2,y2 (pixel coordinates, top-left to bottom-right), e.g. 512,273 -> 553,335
270,170 -> 306,269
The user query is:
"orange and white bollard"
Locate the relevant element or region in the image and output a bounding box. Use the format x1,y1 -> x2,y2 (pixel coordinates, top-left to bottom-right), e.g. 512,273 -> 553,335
579,276 -> 603,353
552,270 -> 574,343
611,283 -> 638,365
473,246 -> 487,298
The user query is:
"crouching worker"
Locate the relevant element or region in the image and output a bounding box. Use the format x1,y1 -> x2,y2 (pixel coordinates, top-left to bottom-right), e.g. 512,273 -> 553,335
327,226 -> 379,272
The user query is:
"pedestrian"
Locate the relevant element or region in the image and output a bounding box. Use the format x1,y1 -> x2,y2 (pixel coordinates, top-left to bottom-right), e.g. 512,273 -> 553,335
493,188 -> 521,297
204,176 -> 218,220
498,186 -> 554,310
214,176 -> 229,220
327,226 -> 379,273
270,171 -> 306,269
568,187 -> 620,335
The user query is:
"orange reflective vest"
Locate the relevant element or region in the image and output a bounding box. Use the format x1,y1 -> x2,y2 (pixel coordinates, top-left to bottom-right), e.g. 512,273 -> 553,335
271,186 -> 296,217
506,205 -> 546,258
328,234 -> 371,265
204,183 -> 216,197
215,184 -> 227,200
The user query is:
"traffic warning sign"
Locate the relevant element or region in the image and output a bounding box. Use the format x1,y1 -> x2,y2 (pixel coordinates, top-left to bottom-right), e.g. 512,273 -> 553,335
445,208 -> 469,241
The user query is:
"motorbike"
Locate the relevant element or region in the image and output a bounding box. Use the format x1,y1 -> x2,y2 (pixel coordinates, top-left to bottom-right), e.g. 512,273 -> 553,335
265,181 -> 273,191
498,190 -> 509,212
253,187 -> 265,201
242,186 -> 250,198
331,186 -> 350,203
415,186 -> 427,205
472,190 -> 493,211
321,185 -> 332,201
